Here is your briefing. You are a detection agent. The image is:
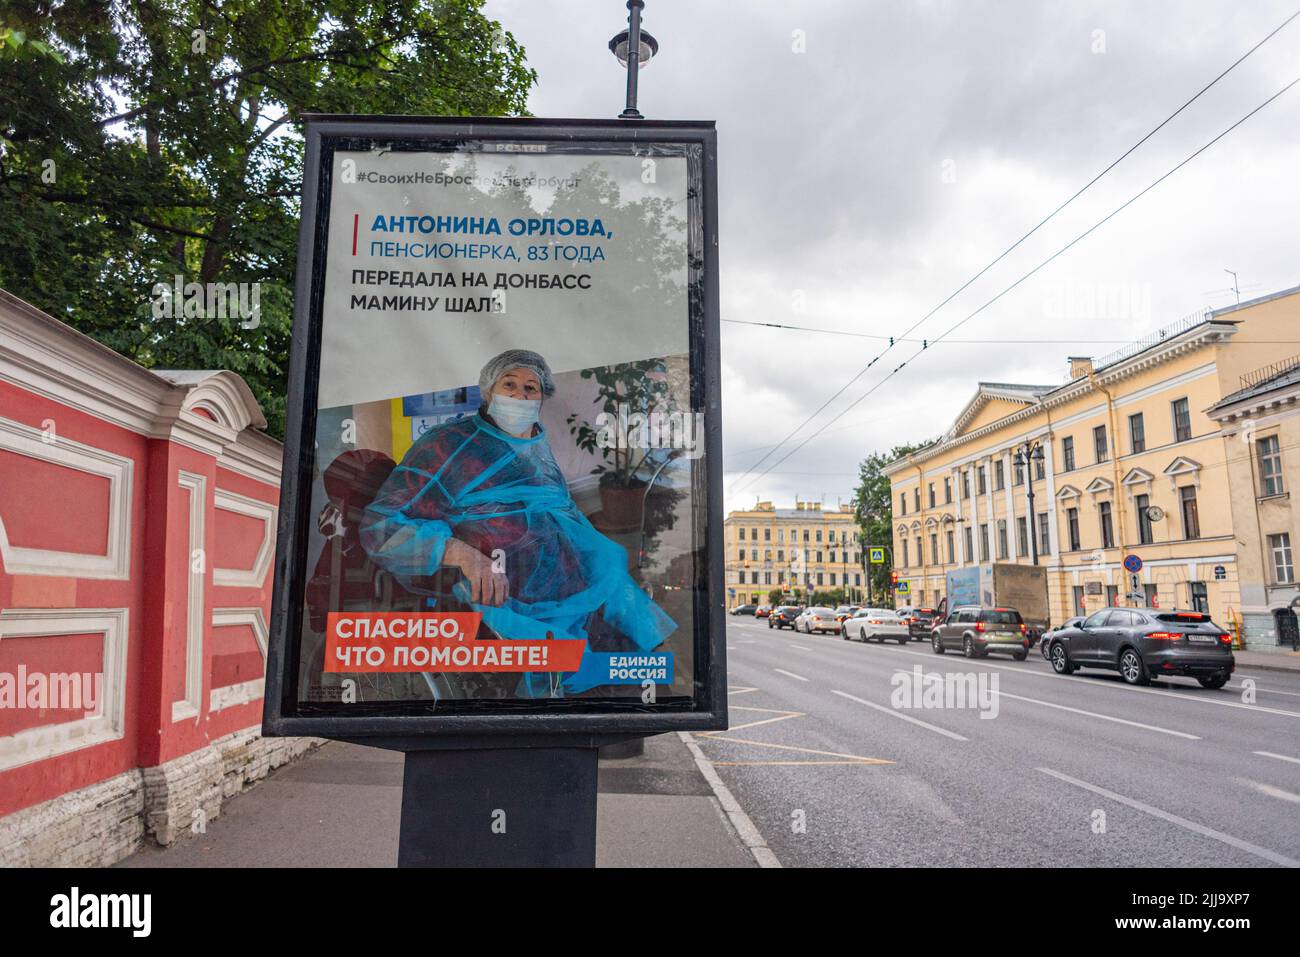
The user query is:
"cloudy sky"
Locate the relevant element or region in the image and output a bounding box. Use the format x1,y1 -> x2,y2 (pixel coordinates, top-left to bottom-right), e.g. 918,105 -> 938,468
485,0 -> 1300,513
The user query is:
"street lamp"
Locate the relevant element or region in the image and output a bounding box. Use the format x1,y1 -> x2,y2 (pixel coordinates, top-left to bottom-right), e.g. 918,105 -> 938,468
1013,440 -> 1046,565
610,0 -> 659,119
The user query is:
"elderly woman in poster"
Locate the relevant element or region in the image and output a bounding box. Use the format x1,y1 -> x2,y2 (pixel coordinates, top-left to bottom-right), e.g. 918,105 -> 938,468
360,349 -> 675,698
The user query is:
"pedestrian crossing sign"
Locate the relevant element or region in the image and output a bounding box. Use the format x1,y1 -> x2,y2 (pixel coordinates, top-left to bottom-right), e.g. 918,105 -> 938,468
870,547 -> 885,564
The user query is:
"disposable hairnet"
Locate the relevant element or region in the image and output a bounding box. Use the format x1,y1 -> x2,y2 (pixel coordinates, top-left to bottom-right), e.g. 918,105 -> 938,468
478,349 -> 556,399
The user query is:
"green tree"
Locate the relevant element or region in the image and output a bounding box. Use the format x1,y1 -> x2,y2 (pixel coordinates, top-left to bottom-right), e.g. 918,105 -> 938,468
851,442 -> 931,601
0,0 -> 535,436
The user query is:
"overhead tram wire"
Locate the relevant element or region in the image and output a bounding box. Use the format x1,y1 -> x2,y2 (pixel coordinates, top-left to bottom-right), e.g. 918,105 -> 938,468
725,7 -> 1300,494
733,71 -> 1300,496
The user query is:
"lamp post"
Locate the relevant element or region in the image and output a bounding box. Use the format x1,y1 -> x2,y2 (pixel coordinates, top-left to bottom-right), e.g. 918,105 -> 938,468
1013,441 -> 1046,565
610,1 -> 659,119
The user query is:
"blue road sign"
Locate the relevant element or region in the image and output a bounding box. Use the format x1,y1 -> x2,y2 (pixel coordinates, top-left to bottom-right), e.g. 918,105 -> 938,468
1123,554 -> 1143,574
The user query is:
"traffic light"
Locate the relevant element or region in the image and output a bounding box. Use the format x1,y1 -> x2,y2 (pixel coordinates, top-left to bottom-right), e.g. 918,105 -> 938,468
890,571 -> 899,589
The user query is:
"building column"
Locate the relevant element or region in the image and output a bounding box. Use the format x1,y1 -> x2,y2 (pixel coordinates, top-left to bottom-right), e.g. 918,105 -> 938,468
953,467 -> 965,564
1003,449 -> 1017,560
1042,432 -> 1060,559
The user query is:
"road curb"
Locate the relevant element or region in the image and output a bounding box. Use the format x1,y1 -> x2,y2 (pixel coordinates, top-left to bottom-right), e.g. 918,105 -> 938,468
677,731 -> 781,868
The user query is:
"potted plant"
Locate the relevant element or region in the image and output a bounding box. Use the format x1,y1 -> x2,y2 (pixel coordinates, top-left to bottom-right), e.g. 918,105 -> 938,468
567,359 -> 676,528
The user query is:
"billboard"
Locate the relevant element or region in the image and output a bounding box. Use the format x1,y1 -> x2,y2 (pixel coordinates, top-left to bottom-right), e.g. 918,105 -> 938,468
263,116 -> 725,737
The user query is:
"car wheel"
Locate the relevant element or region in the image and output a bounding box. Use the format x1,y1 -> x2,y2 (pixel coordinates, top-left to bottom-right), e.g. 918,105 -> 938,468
932,632 -> 945,655
1197,674 -> 1228,690
1119,648 -> 1149,686
897,636 -> 908,645
841,625 -> 848,640
1013,650 -> 1028,661
963,636 -> 976,658
1049,643 -> 1075,675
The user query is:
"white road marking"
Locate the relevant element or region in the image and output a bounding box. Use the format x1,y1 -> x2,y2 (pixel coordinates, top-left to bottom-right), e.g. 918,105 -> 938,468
1037,767 -> 1300,868
887,666 -> 1199,740
773,668 -> 809,682
1254,750 -> 1300,766
678,732 -> 781,869
878,644 -> 1300,719
831,689 -> 969,742
1241,779 -> 1300,805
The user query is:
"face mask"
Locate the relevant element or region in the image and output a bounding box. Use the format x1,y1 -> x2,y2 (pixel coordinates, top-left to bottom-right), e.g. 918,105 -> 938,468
488,393 -> 542,435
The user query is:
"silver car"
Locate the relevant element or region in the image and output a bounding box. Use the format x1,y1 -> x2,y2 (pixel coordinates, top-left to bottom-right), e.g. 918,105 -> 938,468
795,606 -> 840,634
843,607 -> 911,643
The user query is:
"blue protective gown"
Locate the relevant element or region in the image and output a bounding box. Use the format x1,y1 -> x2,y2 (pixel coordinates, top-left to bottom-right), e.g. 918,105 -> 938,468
359,411 -> 676,695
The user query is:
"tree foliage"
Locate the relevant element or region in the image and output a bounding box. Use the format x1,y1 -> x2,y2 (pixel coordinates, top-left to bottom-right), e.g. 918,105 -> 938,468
851,441 -> 931,595
0,0 -> 535,435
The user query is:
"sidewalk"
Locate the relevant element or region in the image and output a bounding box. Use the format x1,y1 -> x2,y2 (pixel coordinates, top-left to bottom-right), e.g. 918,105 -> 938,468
1233,648 -> 1300,674
117,732 -> 758,868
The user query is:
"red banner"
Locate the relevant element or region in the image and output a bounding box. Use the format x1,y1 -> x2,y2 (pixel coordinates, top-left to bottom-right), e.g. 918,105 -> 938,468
324,612 -> 586,673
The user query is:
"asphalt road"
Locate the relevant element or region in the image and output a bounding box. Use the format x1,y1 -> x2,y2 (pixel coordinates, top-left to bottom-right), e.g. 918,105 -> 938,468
703,615 -> 1300,867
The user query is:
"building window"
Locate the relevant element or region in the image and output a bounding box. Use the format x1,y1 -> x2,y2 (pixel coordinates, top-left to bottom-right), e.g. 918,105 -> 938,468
829,573 -> 836,586
738,527 -> 745,541
1099,500 -> 1114,548
1017,516 -> 1029,556
1143,582 -> 1158,607
1190,581 -> 1208,613
1093,425 -> 1108,463
996,520 -> 1008,559
963,526 -> 973,563
829,530 -> 837,543
914,489 -> 921,511
1035,457 -> 1045,481
751,548 -> 758,561
764,528 -> 771,541
1172,397 -> 1192,443
1014,461 -> 1024,486
817,572 -> 824,586
737,549 -> 744,562
902,539 -> 909,567
994,460 -> 1005,491
1179,485 -> 1200,540
1270,533 -> 1294,584
1037,512 -> 1052,555
944,477 -> 952,503
1258,436 -> 1284,497
1067,507 -> 1080,551
930,533 -> 940,564
1129,412 -> 1145,454
829,550 -> 836,563
1105,584 -> 1118,606
914,538 -> 922,565
961,471 -> 970,499
803,529 -> 810,542
978,524 -> 989,561
1062,436 -> 1075,472
900,493 -> 907,515
1136,493 -> 1153,544
777,549 -> 784,561
946,530 -> 956,563
751,528 -> 757,541
1072,585 -> 1085,615
928,483 -> 936,508
816,551 -> 823,563
816,529 -> 823,542
764,572 -> 772,585
977,466 -> 987,495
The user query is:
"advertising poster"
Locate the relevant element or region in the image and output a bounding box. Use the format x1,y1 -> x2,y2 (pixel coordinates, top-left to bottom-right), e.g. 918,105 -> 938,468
265,117 -> 724,733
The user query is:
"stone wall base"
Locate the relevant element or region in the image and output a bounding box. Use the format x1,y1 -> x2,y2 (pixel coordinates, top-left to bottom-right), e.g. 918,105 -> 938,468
0,729 -> 323,867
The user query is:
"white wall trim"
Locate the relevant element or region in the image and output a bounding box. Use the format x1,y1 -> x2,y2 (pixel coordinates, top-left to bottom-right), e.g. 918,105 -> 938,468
211,489 -> 276,588
207,607 -> 268,713
172,471 -> 207,723
0,415 -> 133,580
0,607 -> 129,772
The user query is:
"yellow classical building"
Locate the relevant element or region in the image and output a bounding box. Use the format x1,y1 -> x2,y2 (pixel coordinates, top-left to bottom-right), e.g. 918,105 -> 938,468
882,285 -> 1300,645
724,501 -> 863,609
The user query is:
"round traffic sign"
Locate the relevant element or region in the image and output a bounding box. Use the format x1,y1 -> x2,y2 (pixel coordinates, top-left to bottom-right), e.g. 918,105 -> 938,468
1123,554 -> 1143,573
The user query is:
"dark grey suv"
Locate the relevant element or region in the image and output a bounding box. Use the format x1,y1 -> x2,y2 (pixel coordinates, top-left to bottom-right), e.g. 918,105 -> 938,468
1047,607 -> 1234,688
930,606 -> 1031,660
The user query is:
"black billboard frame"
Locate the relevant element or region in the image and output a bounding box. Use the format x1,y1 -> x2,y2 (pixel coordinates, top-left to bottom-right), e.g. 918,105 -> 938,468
262,114 -> 726,747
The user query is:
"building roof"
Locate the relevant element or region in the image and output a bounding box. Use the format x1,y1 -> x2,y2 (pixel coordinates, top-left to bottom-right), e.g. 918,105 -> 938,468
1210,361 -> 1300,413
881,286 -> 1300,475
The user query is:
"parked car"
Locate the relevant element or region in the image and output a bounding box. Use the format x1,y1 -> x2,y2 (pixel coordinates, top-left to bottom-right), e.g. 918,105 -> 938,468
795,606 -> 840,634
833,605 -> 861,624
1047,607 -> 1234,687
755,605 -> 772,618
843,607 -> 910,643
931,605 -> 1031,660
1041,616 -> 1084,660
730,604 -> 757,616
898,606 -> 939,641
768,605 -> 802,629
